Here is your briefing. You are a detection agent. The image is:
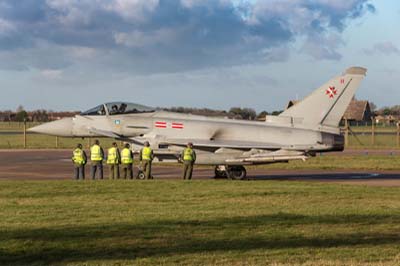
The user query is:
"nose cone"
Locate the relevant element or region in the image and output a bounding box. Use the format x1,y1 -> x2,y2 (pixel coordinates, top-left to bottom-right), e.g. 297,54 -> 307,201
28,118 -> 73,136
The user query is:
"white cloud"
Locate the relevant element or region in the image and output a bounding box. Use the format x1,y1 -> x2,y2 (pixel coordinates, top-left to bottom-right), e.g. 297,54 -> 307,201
314,0 -> 364,10
68,46 -> 98,59
46,0 -> 76,9
180,0 -> 202,8
364,41 -> 400,56
0,18 -> 15,34
180,0 -> 229,9
40,69 -> 63,79
114,28 -> 177,48
46,0 -> 160,25
46,0 -> 100,26
261,46 -> 290,62
301,33 -> 344,60
104,0 -> 159,22
0,0 -> 375,73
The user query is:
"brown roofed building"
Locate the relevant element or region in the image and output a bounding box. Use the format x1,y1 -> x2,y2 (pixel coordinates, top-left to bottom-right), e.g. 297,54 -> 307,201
342,100 -> 373,122
0,111 -> 13,122
286,100 -> 300,110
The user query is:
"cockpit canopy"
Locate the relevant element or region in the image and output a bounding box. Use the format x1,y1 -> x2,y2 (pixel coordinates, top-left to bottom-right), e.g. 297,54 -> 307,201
81,102 -> 155,116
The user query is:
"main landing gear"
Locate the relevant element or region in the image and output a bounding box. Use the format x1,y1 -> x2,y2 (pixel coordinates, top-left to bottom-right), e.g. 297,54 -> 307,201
214,165 -> 247,180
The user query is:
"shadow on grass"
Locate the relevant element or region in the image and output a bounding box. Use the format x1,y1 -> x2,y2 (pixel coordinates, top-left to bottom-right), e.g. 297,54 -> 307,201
250,173 -> 400,181
1,213 -> 400,265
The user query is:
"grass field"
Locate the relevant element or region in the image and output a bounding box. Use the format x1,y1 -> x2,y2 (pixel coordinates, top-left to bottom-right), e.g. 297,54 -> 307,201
1,180 -> 400,266
148,155 -> 400,171
346,131 -> 400,148
0,122 -> 41,131
349,125 -> 398,132
3,134 -> 398,149
259,155 -> 400,170
0,134 -> 116,149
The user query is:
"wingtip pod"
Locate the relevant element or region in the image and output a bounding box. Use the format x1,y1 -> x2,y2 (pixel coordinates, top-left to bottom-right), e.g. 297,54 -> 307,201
345,67 -> 367,76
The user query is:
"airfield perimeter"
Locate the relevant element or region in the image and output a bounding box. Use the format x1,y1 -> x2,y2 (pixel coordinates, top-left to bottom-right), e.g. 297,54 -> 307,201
2,149 -> 400,187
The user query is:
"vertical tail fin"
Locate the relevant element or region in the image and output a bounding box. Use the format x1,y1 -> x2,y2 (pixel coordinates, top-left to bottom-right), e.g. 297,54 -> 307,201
279,67 -> 367,128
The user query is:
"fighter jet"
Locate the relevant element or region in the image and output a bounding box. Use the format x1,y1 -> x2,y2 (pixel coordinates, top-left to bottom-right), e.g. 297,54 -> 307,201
29,67 -> 367,179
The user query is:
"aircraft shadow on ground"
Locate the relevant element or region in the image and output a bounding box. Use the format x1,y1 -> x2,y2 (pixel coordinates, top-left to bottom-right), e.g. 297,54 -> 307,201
1,213 -> 399,265
248,173 -> 400,181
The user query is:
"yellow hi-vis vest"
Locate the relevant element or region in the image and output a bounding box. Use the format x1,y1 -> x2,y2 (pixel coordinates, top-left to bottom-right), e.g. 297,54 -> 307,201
141,147 -> 152,161
72,148 -> 85,165
90,144 -> 103,161
107,147 -> 118,164
183,148 -> 194,161
121,148 -> 133,164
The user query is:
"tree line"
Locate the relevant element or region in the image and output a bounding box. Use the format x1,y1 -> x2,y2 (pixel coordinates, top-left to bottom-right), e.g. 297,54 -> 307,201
0,106 -> 79,122
376,105 -> 400,116
1,105 -> 284,122
364,102 -> 400,116
161,107 -> 283,120
3,102 -> 400,122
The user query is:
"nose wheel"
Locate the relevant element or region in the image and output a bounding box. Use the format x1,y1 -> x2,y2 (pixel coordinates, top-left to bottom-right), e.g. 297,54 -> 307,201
137,170 -> 154,180
214,165 -> 247,180
215,165 -> 228,178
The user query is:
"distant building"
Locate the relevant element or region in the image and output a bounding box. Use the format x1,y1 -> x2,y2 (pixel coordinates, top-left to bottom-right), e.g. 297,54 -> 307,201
0,112 -> 14,122
48,111 -> 80,120
375,114 -> 400,125
342,100 -> 373,123
286,100 -> 300,110
0,114 -> 8,122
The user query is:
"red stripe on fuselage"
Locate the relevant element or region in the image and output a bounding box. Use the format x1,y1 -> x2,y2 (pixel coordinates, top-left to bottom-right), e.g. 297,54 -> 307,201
172,123 -> 184,129
155,121 -> 167,128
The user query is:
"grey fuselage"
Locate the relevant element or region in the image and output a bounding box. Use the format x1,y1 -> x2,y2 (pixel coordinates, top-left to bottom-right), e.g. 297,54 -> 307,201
62,111 -> 343,155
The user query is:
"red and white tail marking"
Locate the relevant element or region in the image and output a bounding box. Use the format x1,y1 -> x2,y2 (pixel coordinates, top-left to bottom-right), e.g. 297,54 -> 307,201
325,86 -> 337,99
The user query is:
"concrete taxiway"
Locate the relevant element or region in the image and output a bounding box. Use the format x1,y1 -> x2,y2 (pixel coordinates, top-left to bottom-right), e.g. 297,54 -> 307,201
1,150 -> 400,186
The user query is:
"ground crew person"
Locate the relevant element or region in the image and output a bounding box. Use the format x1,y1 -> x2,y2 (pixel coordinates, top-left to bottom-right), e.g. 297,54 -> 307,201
106,142 -> 120,179
72,143 -> 87,180
90,139 -> 104,179
139,141 -> 154,179
121,143 -> 134,179
181,142 -> 196,180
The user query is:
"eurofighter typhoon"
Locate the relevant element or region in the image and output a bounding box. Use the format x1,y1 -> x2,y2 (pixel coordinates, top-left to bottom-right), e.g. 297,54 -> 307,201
30,67 -> 367,179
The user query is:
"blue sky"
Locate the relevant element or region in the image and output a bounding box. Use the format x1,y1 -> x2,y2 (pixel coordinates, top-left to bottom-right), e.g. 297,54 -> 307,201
0,0 -> 398,112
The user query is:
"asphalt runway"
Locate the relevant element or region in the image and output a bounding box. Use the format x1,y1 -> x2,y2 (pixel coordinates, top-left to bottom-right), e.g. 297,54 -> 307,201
1,150 -> 400,186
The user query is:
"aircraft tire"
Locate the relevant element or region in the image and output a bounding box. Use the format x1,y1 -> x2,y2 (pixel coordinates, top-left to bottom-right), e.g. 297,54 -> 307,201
137,171 -> 146,180
214,166 -> 227,178
226,166 -> 247,180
